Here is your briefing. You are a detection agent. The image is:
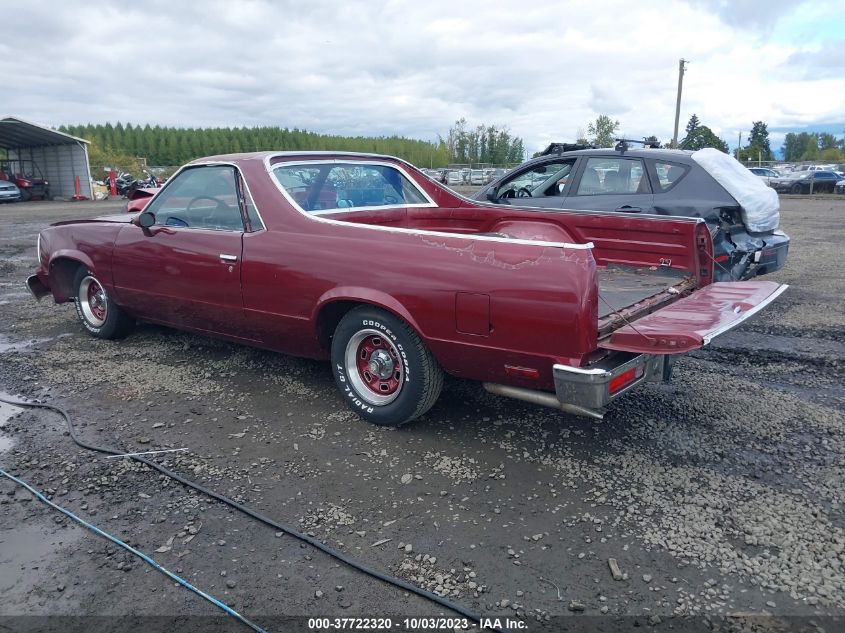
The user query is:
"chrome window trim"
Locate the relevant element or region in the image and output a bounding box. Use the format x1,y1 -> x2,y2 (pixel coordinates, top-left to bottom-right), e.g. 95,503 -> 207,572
262,154 -> 594,251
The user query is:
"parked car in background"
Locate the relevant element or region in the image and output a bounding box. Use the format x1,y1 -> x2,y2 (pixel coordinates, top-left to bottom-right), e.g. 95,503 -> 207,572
470,169 -> 485,185
748,167 -> 779,186
835,178 -> 845,194
27,151 -> 787,427
446,170 -> 463,185
0,179 -> 21,203
485,168 -> 508,184
473,142 -> 789,281
770,170 -> 840,194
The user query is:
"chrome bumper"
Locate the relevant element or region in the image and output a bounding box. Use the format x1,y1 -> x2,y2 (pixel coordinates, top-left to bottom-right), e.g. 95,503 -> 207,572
553,353 -> 669,411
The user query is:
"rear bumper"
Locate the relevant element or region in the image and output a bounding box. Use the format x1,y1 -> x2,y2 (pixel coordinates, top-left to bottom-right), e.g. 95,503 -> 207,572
750,230 -> 789,277
714,229 -> 789,281
553,353 -> 668,411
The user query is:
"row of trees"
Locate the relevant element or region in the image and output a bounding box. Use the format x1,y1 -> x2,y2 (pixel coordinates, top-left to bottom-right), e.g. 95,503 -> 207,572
444,118 -> 526,165
733,122 -> 844,163
781,131 -> 844,162
60,123 -> 451,171
569,113 -> 730,153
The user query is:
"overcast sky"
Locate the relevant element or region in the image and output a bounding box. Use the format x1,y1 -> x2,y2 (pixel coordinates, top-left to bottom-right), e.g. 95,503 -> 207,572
5,0 -> 843,156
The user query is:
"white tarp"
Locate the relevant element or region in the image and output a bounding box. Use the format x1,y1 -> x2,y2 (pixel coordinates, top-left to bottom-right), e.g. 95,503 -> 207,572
691,148 -> 780,233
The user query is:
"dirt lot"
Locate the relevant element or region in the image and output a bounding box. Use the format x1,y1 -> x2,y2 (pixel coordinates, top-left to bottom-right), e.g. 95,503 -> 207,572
1,196 -> 844,632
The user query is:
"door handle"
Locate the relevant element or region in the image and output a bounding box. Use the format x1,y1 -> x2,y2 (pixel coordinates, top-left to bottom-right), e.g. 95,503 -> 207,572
615,206 -> 641,213
219,253 -> 238,262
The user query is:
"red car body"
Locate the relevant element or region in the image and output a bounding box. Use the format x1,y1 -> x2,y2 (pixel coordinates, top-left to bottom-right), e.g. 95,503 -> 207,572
27,151 -> 787,425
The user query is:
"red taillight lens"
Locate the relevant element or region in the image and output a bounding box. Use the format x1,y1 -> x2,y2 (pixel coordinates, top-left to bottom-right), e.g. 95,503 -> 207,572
608,365 -> 645,394
505,365 -> 540,379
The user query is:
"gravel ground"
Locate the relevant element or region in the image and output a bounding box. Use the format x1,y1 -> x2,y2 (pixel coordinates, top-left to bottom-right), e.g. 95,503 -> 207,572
0,196 -> 843,632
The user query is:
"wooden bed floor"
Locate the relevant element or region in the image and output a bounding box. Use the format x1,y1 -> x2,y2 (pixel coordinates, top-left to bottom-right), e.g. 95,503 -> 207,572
597,264 -> 688,318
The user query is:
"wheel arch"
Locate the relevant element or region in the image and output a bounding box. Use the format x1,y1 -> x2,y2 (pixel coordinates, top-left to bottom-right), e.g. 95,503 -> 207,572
48,253 -> 94,302
313,288 -> 425,353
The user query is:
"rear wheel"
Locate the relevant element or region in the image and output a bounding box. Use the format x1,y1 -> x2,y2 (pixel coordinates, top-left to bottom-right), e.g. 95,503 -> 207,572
73,268 -> 134,339
331,306 -> 442,426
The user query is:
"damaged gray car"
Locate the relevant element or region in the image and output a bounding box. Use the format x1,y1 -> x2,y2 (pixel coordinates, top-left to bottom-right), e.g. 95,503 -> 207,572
473,142 -> 789,281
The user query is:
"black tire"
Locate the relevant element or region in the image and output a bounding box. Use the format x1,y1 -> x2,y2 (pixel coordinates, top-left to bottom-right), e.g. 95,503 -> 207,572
72,267 -> 134,339
790,183 -> 802,194
19,188 -> 31,202
331,306 -> 442,427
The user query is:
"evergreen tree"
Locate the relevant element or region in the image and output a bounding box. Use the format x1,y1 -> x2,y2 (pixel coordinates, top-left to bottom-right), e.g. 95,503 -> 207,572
746,121 -> 772,161
685,114 -> 700,136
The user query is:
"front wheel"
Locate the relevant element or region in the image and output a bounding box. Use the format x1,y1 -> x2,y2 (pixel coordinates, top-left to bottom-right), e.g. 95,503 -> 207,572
73,268 -> 134,339
331,306 -> 443,426
790,183 -> 802,194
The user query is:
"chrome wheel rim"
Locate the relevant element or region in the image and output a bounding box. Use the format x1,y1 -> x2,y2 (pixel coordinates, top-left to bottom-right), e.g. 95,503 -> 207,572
78,275 -> 107,327
345,328 -> 403,406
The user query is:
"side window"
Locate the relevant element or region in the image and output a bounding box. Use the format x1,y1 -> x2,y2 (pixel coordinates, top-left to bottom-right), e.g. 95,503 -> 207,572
273,163 -> 428,213
575,157 -> 649,196
495,160 -> 575,199
652,161 -> 689,192
145,166 -> 243,231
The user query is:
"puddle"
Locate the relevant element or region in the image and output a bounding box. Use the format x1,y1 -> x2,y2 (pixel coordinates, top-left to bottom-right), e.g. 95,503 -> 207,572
0,333 -> 68,354
0,393 -> 22,453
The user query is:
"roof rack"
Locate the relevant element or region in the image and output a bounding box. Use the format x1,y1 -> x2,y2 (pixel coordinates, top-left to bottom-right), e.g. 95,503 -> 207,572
540,142 -> 596,155
614,138 -> 662,153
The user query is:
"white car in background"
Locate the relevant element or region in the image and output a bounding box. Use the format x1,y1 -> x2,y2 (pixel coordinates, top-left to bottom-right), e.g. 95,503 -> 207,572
747,167 -> 779,186
0,179 -> 21,202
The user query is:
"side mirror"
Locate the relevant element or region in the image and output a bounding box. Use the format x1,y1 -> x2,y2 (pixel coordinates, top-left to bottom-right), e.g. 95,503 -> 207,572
138,211 -> 155,228
486,189 -> 498,202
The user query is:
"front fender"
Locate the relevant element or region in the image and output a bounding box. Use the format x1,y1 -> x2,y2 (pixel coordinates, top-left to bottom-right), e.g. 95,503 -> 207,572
46,250 -> 97,302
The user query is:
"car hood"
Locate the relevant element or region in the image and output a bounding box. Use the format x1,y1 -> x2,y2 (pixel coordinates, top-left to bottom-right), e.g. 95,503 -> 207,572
691,149 -> 780,233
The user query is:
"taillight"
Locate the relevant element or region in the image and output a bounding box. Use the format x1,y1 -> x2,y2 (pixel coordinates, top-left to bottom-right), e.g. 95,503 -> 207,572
609,365 -> 645,394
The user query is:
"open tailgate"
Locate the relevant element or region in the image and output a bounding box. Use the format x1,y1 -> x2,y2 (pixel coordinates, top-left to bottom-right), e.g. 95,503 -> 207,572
599,281 -> 788,354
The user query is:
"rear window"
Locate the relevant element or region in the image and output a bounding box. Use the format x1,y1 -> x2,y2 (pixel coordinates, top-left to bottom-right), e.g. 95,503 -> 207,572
273,162 -> 429,213
653,161 -> 689,191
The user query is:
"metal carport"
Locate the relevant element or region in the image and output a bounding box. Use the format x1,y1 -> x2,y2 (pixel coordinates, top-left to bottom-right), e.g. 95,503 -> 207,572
0,116 -> 92,200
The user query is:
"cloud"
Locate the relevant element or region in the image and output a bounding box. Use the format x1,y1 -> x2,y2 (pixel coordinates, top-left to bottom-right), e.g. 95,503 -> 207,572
4,0 -> 843,156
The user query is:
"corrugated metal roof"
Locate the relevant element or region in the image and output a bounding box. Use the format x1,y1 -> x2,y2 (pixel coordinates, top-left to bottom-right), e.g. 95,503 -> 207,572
0,116 -> 90,149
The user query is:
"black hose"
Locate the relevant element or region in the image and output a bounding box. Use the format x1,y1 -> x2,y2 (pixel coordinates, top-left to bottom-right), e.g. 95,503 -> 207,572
0,395 -> 493,629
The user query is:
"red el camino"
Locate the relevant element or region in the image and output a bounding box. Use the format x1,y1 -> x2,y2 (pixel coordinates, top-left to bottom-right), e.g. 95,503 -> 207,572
27,152 -> 787,426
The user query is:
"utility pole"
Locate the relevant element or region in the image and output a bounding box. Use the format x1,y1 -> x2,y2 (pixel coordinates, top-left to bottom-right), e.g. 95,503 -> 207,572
671,58 -> 688,149
736,132 -> 742,160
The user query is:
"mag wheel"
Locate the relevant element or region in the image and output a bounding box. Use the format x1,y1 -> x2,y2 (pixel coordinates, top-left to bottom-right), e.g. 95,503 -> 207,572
331,306 -> 442,426
73,268 -> 134,339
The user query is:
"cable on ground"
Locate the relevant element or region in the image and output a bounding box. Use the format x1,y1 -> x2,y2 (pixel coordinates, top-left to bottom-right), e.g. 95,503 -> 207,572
0,466 -> 266,632
0,395 -> 493,631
